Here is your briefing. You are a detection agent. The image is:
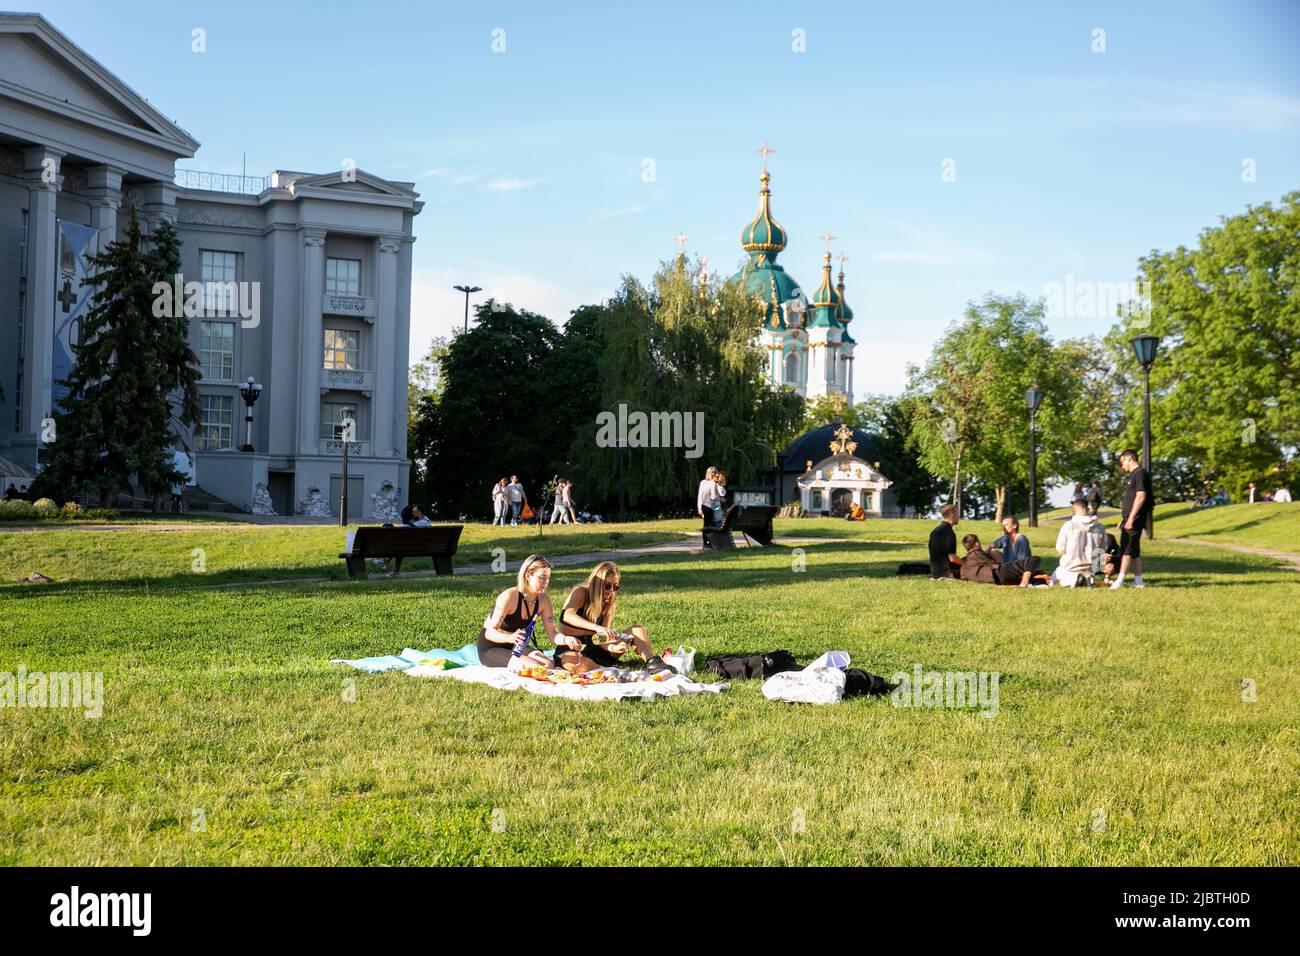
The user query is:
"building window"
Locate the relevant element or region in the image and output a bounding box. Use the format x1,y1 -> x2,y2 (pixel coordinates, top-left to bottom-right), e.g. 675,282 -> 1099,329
811,490 -> 823,510
323,328 -> 359,370
200,251 -> 238,313
197,394 -> 234,450
784,350 -> 799,384
325,258 -> 360,296
320,400 -> 359,440
199,321 -> 235,381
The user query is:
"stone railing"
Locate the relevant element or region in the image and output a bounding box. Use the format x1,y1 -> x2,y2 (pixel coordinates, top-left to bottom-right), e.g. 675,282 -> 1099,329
174,169 -> 270,195
320,439 -> 368,456
322,293 -> 375,321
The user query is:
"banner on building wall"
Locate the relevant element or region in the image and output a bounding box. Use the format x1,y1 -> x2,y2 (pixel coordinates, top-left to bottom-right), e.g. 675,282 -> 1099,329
51,220 -> 100,412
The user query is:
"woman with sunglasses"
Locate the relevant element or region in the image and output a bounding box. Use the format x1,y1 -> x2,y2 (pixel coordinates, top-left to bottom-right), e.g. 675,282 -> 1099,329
554,561 -> 671,674
477,554 -> 560,669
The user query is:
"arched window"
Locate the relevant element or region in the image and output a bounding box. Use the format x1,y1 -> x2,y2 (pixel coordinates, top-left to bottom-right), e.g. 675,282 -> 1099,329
784,350 -> 799,384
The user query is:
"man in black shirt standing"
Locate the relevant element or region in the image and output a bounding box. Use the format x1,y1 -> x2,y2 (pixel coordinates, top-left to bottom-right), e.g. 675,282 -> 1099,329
1111,449 -> 1152,588
928,503 -> 961,579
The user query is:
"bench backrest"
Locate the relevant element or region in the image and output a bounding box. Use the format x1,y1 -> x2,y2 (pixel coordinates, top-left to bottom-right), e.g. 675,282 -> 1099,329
733,505 -> 777,532
352,525 -> 463,557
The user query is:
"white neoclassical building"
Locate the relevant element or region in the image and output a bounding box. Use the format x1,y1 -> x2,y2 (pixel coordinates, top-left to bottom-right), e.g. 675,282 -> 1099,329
0,13 -> 421,515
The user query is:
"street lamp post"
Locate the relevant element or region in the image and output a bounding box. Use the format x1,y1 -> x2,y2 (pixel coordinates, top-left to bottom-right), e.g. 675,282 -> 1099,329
1024,382 -> 1045,530
1131,333 -> 1161,539
453,284 -> 482,332
617,438 -> 626,523
339,412 -> 355,528
238,377 -> 263,452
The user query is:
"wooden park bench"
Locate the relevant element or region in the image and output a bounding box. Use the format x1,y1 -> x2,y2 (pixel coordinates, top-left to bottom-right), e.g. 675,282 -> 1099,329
339,525 -> 463,578
702,505 -> 778,551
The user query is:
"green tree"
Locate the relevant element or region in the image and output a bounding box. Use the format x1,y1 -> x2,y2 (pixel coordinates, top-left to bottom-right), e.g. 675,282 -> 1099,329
1109,191 -> 1299,498
908,294 -> 1104,521
35,210 -> 200,507
857,392 -> 946,515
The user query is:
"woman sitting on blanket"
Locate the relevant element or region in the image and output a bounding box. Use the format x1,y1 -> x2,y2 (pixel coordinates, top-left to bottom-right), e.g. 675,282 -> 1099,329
477,554 -> 560,669
554,561 -> 671,674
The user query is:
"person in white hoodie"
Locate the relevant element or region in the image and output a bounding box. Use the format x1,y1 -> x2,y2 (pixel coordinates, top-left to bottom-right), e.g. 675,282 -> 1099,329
1051,499 -> 1107,587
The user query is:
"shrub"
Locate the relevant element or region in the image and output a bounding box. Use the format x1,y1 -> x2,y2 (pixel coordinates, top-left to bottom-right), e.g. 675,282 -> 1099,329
33,497 -> 59,514
81,508 -> 120,521
0,499 -> 35,519
61,501 -> 82,517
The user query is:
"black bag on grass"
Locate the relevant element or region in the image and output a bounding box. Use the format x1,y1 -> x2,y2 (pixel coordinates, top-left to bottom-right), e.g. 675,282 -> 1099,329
896,562 -> 931,575
704,650 -> 799,680
843,668 -> 896,697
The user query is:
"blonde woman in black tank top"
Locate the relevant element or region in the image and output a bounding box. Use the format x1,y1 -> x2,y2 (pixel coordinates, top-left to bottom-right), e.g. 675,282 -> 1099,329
477,554 -> 561,668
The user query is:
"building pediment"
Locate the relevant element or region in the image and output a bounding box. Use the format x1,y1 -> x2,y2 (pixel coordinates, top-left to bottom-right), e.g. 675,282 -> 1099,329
798,453 -> 891,487
0,13 -> 199,157
283,169 -> 419,198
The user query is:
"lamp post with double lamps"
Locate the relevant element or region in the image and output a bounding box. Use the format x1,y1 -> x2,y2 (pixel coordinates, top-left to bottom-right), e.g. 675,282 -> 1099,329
453,284 -> 482,332
238,377 -> 263,452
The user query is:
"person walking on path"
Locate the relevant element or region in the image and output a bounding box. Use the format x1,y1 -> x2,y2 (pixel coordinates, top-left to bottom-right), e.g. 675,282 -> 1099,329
507,475 -> 526,525
1087,481 -> 1102,516
1111,449 -> 1152,589
491,478 -> 509,525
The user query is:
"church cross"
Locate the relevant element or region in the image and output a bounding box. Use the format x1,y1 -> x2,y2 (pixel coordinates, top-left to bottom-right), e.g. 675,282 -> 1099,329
836,252 -> 850,271
675,232 -> 688,253
756,139 -> 775,172
820,232 -> 837,253
57,280 -> 77,313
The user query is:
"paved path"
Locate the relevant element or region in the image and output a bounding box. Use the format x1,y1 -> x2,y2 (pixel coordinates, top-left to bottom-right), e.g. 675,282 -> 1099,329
1168,536 -> 1300,572
177,535 -> 854,591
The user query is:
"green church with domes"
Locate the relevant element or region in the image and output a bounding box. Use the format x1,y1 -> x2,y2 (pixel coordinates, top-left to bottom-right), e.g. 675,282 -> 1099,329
729,164 -> 857,403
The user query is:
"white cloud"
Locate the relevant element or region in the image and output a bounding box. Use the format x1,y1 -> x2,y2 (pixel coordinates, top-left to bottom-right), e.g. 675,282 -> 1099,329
486,176 -> 545,192
593,201 -> 654,220
416,167 -> 482,185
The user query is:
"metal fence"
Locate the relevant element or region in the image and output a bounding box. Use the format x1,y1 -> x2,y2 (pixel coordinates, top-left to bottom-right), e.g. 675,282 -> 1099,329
174,169 -> 270,195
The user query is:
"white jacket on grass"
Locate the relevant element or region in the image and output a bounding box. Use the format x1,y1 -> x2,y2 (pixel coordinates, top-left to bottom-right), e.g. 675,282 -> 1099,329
1054,513 -> 1106,586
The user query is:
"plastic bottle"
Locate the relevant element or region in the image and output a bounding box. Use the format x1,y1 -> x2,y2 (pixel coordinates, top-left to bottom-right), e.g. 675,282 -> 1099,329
508,616 -> 538,671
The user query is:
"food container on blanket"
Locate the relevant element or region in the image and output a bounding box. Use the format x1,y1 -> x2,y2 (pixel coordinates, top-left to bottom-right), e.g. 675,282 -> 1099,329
664,645 -> 696,675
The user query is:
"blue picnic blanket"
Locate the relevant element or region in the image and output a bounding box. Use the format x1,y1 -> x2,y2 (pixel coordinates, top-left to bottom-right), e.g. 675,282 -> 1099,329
332,644 -> 480,672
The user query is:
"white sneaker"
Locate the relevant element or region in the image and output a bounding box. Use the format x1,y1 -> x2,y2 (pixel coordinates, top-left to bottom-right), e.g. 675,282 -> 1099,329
1133,581 -> 1145,588
1109,579 -> 1124,590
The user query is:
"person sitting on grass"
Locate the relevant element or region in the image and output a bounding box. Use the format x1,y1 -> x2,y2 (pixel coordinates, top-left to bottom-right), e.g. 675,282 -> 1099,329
477,554 -> 559,669
1050,499 -> 1105,587
928,503 -> 962,578
960,534 -> 1041,587
846,501 -> 866,521
991,515 -> 1032,563
553,560 -> 671,674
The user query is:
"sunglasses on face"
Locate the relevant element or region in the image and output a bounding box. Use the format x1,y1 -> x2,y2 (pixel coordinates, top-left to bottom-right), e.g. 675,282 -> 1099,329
604,582 -> 621,592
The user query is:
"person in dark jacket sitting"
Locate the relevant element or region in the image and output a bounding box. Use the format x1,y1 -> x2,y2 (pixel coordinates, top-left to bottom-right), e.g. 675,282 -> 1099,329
960,534 -> 1041,587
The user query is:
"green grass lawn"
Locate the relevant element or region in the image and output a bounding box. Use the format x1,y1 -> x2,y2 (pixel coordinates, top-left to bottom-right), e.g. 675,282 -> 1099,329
2,516 -> 1297,865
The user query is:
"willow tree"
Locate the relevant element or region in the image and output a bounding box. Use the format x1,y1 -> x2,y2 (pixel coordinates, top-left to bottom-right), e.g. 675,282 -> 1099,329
573,258 -> 802,512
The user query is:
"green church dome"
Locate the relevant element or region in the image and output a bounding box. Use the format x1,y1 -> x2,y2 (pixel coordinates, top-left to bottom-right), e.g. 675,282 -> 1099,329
808,252 -> 842,328
740,171 -> 788,254
729,170 -> 807,330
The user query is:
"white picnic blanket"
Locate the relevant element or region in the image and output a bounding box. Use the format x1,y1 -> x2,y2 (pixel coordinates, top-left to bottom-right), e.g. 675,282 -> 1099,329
404,662 -> 728,702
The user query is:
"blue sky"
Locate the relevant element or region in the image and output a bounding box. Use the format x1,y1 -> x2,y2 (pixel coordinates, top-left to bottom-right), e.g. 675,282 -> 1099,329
32,0 -> 1300,396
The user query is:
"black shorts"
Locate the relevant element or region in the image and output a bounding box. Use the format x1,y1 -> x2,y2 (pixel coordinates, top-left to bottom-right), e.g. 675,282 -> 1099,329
1119,525 -> 1142,559
553,637 -> 623,669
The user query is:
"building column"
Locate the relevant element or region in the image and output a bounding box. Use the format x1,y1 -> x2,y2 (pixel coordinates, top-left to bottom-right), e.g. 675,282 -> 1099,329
85,165 -> 124,247
392,237 -> 414,461
298,230 -> 326,455
373,238 -> 401,459
21,145 -> 64,436
139,180 -> 178,230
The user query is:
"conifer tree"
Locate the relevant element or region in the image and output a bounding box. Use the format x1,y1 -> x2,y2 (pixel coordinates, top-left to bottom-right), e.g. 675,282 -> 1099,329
35,209 -> 200,507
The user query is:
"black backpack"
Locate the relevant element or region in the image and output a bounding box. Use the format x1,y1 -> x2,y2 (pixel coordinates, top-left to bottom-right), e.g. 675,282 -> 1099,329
704,649 -> 799,680
843,668 -> 895,697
